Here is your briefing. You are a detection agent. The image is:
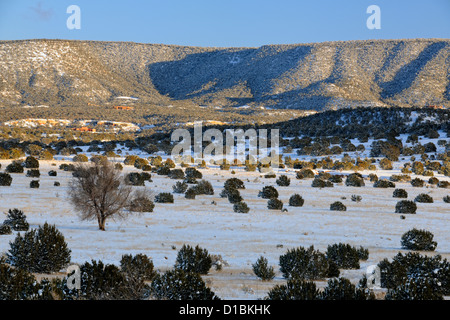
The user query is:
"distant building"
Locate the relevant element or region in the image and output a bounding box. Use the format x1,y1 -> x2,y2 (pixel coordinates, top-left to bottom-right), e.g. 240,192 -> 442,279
73,127 -> 96,132
113,106 -> 134,110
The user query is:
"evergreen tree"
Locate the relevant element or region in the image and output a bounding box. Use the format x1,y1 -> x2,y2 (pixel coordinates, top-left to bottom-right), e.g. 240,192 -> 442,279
252,256 -> 275,281
24,156 -> 39,169
0,262 -> 40,300
289,194 -> 304,207
172,181 -> 188,193
279,246 -> 336,280
150,269 -> 219,300
6,223 -> 71,273
321,277 -> 371,300
174,244 -> 212,275
326,243 -> 368,269
276,175 -> 291,186
267,198 -> 283,210
0,173 -> 13,186
233,201 -> 250,213
401,228 -> 437,251
385,277 -> 444,300
266,278 -> 320,300
3,208 -> 29,231
258,186 -> 279,199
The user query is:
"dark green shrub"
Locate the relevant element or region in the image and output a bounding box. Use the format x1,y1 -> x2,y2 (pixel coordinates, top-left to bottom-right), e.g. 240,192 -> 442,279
393,188 -> 408,198
59,163 -> 75,171
224,178 -> 245,190
369,173 -> 378,182
321,277 -> 372,300
150,269 -> 219,300
54,181 -> 60,187
24,156 -> 39,168
140,172 -> 152,181
0,173 -> 13,186
0,224 -> 12,235
168,168 -> 185,179
328,175 -> 343,183
125,172 -> 145,186
410,178 -> 425,187
174,244 -> 212,275
330,201 -> 346,211
395,200 -> 417,214
438,181 -> 449,188
6,161 -> 24,173
401,228 -> 437,251
6,223 -> 71,273
428,177 -> 439,185
30,180 -> 40,188
185,167 -> 202,179
155,192 -> 174,203
183,176 -> 198,184
222,187 -> 242,203
345,173 -> 365,187
444,195 -> 450,203
26,169 -> 40,178
276,175 -> 290,186
192,180 -> 214,195
289,194 -> 304,207
266,278 -> 320,300
279,246 -> 337,280
48,170 -> 57,176
172,181 -> 188,193
127,192 -> 155,213
156,166 -> 170,176
311,178 -> 333,188
184,187 -> 196,199
252,256 -> 275,281
258,186 -> 279,199
326,243 -> 368,269
351,195 -> 362,202
414,193 -> 433,203
378,252 -> 450,297
233,201 -> 250,213
268,198 -> 283,210
317,172 -> 332,180
3,208 -> 29,231
373,179 -> 396,188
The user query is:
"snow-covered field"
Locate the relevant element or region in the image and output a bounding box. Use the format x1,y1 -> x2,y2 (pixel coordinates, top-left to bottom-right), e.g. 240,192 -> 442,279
0,132 -> 449,299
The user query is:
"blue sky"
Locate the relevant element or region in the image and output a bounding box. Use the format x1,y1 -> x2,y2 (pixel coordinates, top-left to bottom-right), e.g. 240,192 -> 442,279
0,0 -> 449,47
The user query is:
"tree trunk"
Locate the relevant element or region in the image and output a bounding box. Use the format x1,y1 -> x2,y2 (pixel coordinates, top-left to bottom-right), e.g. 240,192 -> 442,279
98,215 -> 106,231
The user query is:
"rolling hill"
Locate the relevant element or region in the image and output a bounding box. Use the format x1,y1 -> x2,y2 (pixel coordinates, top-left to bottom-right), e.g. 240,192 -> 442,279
0,38 -> 449,111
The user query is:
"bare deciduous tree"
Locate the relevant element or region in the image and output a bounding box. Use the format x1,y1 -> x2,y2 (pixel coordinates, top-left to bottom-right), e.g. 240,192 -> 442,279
68,159 -> 133,231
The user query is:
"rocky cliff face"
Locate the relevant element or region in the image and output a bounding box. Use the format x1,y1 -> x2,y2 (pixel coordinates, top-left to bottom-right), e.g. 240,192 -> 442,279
0,38 -> 449,110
